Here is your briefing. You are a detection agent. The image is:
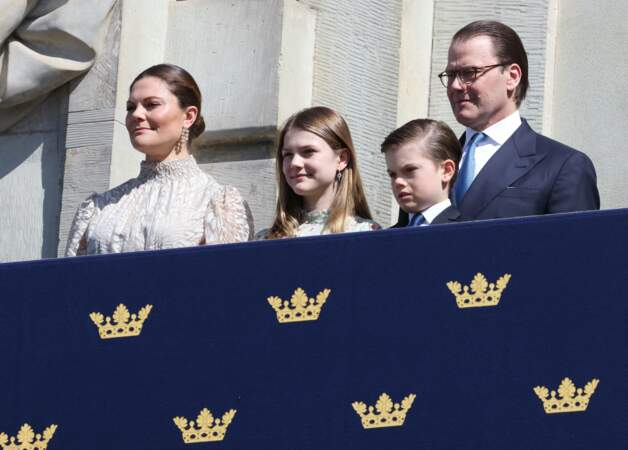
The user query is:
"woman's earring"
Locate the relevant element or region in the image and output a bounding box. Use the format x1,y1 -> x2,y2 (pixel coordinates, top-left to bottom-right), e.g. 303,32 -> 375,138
335,170 -> 343,183
175,127 -> 190,154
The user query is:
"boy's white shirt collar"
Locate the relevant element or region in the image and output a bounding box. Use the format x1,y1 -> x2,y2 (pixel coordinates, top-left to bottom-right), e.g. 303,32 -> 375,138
408,198 -> 451,225
465,110 -> 521,146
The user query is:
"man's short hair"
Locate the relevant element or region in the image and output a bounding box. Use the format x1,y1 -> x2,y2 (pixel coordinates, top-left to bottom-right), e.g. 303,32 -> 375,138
453,20 -> 529,107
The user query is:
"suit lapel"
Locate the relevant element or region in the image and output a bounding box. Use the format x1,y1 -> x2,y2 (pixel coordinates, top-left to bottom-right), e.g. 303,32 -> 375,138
459,120 -> 545,218
431,205 -> 460,224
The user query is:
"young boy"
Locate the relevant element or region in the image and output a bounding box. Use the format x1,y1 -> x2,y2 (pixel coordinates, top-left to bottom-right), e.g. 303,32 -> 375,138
381,119 -> 462,227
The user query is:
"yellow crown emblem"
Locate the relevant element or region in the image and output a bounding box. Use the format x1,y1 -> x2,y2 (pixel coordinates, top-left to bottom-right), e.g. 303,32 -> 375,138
267,288 -> 331,323
533,377 -> 600,414
173,408 -> 236,444
446,273 -> 511,308
0,423 -> 57,450
352,393 -> 416,429
89,303 -> 153,339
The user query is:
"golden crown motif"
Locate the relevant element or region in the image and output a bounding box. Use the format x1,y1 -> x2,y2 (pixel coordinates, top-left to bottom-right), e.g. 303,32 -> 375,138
173,408 -> 236,444
0,423 -> 57,450
533,377 -> 600,414
89,303 -> 153,339
352,393 -> 416,429
446,273 -> 511,308
267,287 -> 331,323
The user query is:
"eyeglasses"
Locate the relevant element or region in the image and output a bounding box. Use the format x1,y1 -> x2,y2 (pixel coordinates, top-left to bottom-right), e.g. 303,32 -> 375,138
438,63 -> 509,88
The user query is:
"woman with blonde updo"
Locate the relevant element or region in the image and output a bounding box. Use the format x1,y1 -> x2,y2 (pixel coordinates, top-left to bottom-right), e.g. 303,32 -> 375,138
66,64 -> 251,255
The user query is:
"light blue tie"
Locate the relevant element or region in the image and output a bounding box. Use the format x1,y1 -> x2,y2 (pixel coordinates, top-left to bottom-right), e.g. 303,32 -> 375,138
454,132 -> 485,205
408,213 -> 425,227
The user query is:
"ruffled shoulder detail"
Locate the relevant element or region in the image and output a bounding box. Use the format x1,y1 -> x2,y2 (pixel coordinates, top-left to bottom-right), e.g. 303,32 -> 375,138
65,194 -> 98,256
204,185 -> 253,244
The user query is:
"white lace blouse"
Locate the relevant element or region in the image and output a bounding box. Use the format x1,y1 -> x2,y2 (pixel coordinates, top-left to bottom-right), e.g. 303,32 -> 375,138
65,156 -> 251,256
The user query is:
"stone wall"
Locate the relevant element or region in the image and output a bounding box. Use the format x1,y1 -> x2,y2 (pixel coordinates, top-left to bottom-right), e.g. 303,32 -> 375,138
0,88 -> 68,261
0,0 -> 121,262
550,0 -> 628,209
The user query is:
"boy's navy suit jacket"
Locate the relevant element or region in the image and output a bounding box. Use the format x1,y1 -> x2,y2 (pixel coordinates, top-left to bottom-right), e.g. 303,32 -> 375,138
396,119 -> 600,224
392,205 -> 460,228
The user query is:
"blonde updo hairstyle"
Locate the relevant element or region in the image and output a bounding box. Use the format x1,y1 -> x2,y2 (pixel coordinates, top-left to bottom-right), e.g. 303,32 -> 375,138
266,106 -> 373,239
130,63 -> 206,141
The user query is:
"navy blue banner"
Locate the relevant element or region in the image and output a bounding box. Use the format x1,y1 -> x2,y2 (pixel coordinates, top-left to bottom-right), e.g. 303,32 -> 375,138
1,210 -> 627,449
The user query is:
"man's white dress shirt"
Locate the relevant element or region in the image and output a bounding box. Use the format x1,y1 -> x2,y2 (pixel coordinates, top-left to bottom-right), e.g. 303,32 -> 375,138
408,199 -> 452,226
460,110 -> 522,180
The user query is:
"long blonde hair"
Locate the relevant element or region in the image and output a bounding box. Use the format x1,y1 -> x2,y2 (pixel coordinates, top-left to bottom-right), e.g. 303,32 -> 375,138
266,106 -> 373,239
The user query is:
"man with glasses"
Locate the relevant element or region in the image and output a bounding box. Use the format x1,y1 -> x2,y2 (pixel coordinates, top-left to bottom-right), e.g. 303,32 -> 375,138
397,20 -> 598,226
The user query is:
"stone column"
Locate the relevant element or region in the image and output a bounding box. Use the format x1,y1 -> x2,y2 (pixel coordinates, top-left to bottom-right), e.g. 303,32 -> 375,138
0,88 -> 68,261
549,0 -> 628,209
164,0 -> 316,230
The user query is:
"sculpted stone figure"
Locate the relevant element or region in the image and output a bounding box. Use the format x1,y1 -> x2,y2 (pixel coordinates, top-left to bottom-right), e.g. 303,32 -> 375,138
0,0 -> 116,131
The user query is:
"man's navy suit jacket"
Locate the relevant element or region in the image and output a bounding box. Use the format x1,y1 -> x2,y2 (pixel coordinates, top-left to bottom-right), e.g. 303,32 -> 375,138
396,119 -> 599,224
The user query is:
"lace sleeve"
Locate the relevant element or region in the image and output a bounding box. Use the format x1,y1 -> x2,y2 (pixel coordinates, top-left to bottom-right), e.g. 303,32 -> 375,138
204,186 -> 253,244
65,195 -> 97,256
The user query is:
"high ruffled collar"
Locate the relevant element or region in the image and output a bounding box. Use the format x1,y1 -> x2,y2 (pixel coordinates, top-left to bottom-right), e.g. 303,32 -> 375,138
139,155 -> 201,180
303,209 -> 330,224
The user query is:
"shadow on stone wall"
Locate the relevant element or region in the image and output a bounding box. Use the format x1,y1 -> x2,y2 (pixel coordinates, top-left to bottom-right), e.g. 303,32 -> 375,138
0,87 -> 68,261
